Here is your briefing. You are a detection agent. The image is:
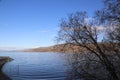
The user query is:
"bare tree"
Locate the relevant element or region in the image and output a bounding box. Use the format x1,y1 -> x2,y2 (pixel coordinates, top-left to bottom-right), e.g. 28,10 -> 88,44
95,0 -> 120,44
56,11 -> 120,80
95,0 -> 120,79
95,0 -> 120,24
56,0 -> 120,79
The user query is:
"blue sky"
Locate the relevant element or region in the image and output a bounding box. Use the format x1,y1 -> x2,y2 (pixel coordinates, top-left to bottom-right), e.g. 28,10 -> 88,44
0,0 -> 103,49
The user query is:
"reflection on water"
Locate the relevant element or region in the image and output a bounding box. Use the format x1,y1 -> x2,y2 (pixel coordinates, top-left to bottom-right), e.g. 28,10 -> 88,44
0,52 -> 77,80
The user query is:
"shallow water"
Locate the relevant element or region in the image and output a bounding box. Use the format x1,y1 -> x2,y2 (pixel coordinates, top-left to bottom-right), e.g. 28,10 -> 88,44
0,52 -> 71,80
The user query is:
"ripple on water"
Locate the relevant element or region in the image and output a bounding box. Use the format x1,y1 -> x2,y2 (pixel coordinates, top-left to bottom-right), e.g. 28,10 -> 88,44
1,52 -> 69,80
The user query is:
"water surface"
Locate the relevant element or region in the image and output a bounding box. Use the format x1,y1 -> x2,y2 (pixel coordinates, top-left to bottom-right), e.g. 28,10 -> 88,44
0,52 -> 72,80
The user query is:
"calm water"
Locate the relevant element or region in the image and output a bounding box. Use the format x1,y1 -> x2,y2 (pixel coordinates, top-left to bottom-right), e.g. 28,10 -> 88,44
0,52 -> 73,80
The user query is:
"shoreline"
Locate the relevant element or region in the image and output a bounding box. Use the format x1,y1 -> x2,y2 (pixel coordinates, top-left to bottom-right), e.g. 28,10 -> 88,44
0,56 -> 13,80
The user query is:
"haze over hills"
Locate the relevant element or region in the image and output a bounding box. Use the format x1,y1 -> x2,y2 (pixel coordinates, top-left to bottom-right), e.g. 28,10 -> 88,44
0,44 -> 86,52
0,47 -> 28,52
23,44 -> 86,53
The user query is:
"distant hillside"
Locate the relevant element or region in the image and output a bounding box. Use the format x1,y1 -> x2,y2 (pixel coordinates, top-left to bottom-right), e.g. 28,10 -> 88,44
24,44 -> 86,53
24,46 -> 56,52
23,43 -> 116,53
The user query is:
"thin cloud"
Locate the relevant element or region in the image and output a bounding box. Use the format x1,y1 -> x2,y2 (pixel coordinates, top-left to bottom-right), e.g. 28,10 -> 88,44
96,26 -> 106,31
85,18 -> 94,22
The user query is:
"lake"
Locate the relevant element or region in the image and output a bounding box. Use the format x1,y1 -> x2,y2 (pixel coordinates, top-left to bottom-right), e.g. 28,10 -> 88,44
0,52 -> 76,80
